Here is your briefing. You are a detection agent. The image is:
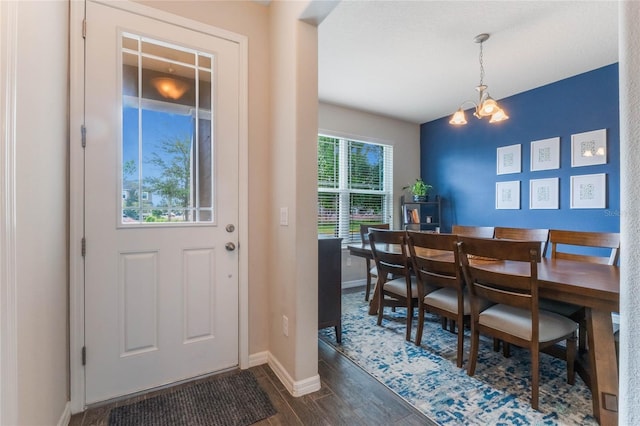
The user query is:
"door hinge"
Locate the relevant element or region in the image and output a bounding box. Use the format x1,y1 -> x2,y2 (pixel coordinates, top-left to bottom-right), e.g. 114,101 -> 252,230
81,125 -> 86,148
82,346 -> 86,365
82,19 -> 87,39
81,237 -> 86,257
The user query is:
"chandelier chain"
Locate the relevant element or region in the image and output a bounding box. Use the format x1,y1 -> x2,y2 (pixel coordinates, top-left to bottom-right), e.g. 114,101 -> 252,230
478,41 -> 485,87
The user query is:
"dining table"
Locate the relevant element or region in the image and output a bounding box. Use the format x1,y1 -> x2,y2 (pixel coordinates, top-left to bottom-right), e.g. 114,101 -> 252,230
347,242 -> 620,426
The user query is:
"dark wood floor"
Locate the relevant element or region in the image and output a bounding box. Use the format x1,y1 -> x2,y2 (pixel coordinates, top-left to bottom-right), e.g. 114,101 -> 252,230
69,338 -> 434,426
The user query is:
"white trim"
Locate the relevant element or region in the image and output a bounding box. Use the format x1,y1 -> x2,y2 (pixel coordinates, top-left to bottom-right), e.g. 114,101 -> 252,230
70,0 -> 249,412
69,0 -> 86,414
56,402 -> 71,426
248,351 -> 268,368
0,2 -> 19,424
267,352 -> 321,397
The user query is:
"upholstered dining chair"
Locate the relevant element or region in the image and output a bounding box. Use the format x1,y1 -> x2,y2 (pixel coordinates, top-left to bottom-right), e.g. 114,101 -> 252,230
451,225 -> 494,239
542,229 -> 620,352
493,227 -> 550,356
369,229 -> 426,341
407,231 -> 482,368
457,236 -> 578,411
359,223 -> 390,301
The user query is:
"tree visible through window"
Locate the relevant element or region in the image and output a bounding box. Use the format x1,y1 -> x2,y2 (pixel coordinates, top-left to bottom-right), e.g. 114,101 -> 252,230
318,135 -> 393,243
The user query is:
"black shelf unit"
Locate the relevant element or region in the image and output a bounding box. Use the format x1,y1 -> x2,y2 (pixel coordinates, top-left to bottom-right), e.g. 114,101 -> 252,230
400,195 -> 441,232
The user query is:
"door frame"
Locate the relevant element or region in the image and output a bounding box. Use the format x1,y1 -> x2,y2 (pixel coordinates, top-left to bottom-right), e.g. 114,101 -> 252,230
69,0 -> 249,413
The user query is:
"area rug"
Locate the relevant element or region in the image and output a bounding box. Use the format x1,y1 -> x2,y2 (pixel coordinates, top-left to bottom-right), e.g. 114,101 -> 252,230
108,370 -> 276,426
319,290 -> 597,425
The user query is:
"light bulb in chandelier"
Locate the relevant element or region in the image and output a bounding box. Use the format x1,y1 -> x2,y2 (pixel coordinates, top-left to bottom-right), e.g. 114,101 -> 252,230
449,108 -> 468,125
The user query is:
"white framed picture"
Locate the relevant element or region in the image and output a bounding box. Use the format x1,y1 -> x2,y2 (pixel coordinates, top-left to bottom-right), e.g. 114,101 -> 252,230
570,173 -> 606,209
530,137 -> 560,171
496,180 -> 520,209
497,144 -> 521,175
571,129 -> 607,167
530,178 -> 559,209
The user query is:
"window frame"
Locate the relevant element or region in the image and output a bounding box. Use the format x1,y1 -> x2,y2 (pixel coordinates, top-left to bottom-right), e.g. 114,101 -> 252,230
317,133 -> 393,245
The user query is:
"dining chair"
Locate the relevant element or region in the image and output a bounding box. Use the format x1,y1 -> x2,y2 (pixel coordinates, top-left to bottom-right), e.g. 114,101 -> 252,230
359,223 -> 390,301
451,225 -> 494,238
407,231 -> 491,368
457,236 -> 578,411
542,229 -> 621,351
369,229 -> 427,341
494,227 -> 550,257
493,227 -> 551,355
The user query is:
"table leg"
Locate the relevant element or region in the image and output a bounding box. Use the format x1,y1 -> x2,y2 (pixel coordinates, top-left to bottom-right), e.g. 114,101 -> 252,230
586,308 -> 618,425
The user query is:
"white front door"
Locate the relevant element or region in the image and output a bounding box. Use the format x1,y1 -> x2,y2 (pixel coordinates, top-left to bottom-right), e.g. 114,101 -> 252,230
83,0 -> 240,404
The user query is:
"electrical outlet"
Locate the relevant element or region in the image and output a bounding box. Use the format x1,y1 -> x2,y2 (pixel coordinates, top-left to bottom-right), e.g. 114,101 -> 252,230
282,315 -> 289,337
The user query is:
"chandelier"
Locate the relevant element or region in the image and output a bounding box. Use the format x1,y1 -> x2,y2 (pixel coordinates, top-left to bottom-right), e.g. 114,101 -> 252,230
449,33 -> 509,125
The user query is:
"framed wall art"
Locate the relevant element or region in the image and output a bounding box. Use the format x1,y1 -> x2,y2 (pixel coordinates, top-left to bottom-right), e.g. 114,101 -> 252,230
530,137 -> 560,171
496,144 -> 521,175
571,129 -> 607,167
530,177 -> 559,209
570,173 -> 606,209
496,180 -> 520,209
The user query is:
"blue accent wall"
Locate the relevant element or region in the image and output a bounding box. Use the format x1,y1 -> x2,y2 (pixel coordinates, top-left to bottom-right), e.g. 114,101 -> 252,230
420,64 -> 619,234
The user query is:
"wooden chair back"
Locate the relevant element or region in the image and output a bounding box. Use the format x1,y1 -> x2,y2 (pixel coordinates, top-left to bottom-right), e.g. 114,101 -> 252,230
368,229 -> 410,281
457,236 -> 541,312
359,223 -> 390,244
452,225 -> 494,239
360,223 -> 391,301
549,229 -> 620,265
406,231 -> 460,300
494,227 -> 550,257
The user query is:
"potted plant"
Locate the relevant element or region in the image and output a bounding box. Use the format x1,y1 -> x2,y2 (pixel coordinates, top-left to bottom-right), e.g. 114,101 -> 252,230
403,178 -> 433,202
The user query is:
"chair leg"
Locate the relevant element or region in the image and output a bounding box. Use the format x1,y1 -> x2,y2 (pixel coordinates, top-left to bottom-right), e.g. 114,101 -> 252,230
456,316 -> 464,368
567,333 -> 577,385
449,320 -> 455,333
493,338 -> 501,352
467,327 -> 479,376
415,306 -> 425,347
502,342 -> 511,358
365,273 -> 372,302
441,317 -> 448,330
405,302 -> 413,341
531,347 -> 540,411
376,284 -> 385,326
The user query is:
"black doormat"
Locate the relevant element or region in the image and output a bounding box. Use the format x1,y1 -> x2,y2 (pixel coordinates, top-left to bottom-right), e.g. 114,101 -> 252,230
108,370 -> 276,426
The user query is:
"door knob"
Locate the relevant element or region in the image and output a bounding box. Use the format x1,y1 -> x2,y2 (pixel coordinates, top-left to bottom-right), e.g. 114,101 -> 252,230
226,224 -> 235,233
225,242 -> 236,251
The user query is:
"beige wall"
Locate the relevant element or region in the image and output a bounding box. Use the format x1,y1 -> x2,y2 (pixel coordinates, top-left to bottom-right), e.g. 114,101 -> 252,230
12,1 -> 70,424
318,102 -> 421,230
137,0 -> 272,355
268,0 -> 319,386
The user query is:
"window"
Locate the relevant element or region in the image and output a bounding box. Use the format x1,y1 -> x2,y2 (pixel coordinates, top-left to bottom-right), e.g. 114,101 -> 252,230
120,33 -> 214,225
318,135 -> 393,243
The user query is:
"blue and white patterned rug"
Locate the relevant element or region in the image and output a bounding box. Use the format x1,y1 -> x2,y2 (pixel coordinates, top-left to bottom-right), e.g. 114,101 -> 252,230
319,289 -> 597,425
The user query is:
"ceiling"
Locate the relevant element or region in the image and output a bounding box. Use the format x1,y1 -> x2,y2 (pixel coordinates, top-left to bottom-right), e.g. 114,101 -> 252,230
318,1 -> 619,124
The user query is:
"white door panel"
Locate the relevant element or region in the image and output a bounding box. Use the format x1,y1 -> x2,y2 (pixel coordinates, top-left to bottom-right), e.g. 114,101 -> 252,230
84,0 -> 239,403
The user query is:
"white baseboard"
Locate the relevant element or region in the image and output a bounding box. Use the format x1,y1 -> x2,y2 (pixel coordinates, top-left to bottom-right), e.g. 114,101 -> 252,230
57,402 -> 71,426
342,279 -> 366,289
248,350 -> 269,367
267,352 -> 321,397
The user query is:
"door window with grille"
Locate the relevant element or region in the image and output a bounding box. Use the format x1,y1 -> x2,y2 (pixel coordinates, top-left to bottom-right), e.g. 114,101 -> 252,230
121,33 -> 214,225
317,135 -> 393,243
